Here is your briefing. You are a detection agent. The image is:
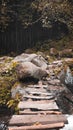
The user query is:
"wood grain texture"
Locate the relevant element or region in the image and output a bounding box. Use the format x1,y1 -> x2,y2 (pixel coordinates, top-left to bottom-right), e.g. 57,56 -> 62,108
23,95 -> 54,100
9,115 -> 67,126
18,101 -> 59,110
19,110 -> 61,115
8,122 -> 64,130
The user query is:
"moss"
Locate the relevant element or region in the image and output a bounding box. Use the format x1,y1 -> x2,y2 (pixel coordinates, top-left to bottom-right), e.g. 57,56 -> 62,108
0,57 -> 18,107
7,99 -> 20,114
0,69 -> 20,113
0,72 -> 17,105
0,82 -> 11,105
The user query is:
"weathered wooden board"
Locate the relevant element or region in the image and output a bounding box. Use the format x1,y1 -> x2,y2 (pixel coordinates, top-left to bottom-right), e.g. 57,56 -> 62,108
19,109 -> 61,115
19,100 -> 54,104
18,101 -> 59,110
27,85 -> 48,88
25,88 -> 47,93
8,122 -> 64,130
23,95 -> 54,100
9,115 -> 67,126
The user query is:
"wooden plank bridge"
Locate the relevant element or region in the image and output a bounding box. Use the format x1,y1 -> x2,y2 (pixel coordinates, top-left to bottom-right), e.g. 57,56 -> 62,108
8,84 -> 67,130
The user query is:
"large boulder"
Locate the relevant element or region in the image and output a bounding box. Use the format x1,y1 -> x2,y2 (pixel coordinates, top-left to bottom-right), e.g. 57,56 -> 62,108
15,62 -> 47,81
49,48 -> 59,56
59,65 -> 73,93
65,66 -> 73,87
59,49 -> 73,58
31,55 -> 47,69
13,53 -> 47,69
13,53 -> 30,62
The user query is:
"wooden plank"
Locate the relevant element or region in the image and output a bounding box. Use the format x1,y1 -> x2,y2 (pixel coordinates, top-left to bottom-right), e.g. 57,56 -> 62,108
18,101 -> 59,110
27,85 -> 48,88
25,88 -> 47,93
23,95 -> 54,100
9,122 -> 64,130
19,110 -> 62,115
19,100 -> 55,105
9,115 -> 67,126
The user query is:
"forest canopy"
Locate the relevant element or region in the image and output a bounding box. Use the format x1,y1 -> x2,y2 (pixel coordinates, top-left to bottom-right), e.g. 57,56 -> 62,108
0,0 -> 73,33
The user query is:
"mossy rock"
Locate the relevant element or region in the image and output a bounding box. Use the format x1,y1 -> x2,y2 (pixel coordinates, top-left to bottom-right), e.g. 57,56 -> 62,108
0,72 -> 17,105
0,56 -> 18,107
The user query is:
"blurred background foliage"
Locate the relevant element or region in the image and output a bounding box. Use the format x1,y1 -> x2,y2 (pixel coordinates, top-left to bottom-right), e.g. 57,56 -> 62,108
0,0 -> 73,33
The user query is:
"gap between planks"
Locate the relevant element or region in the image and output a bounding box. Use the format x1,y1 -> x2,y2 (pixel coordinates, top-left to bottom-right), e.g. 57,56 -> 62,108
23,95 -> 54,100
19,109 -> 62,115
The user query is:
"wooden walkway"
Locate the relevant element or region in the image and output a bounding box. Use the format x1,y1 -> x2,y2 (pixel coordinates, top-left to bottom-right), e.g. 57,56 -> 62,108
8,84 -> 67,130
